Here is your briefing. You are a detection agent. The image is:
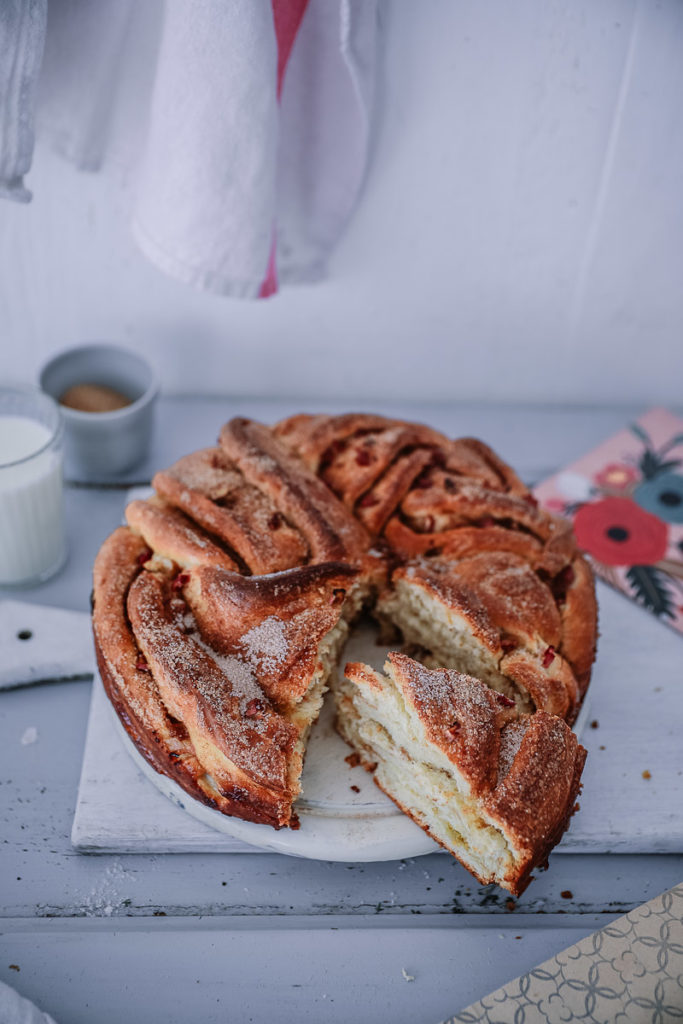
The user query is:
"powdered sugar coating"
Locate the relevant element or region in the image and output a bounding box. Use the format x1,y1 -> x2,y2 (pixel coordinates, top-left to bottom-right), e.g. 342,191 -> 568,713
241,617 -> 288,672
127,571 -> 296,790
497,719 -> 530,785
386,652 -> 502,795
394,655 -> 492,716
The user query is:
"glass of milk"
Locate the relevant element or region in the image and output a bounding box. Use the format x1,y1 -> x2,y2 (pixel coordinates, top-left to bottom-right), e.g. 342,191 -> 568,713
0,384 -> 67,586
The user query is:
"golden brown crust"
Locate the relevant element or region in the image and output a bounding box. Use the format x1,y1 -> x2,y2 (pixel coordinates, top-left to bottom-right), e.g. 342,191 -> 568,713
559,555 -> 598,694
184,563 -> 357,708
321,424 -> 447,506
94,411 -> 597,891
127,571 -> 298,799
125,497 -> 240,572
93,527 -> 183,746
500,649 -> 578,723
153,448 -> 308,574
355,449 -> 434,534
273,412 -> 451,474
385,652 -> 516,795
398,474 -> 547,541
93,528 -> 290,826
446,551 -> 562,648
450,438 -> 529,496
483,712 -> 586,893
220,418 -> 370,564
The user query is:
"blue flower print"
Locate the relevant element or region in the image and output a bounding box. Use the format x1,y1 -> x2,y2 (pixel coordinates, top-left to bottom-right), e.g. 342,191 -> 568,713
634,472 -> 683,524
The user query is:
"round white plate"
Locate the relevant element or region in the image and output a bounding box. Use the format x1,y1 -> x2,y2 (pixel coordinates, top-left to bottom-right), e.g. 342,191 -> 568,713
112,620 -> 590,862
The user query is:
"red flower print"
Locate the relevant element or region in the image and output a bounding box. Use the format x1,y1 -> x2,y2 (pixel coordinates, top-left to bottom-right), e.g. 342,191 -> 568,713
573,497 -> 668,566
594,463 -> 638,491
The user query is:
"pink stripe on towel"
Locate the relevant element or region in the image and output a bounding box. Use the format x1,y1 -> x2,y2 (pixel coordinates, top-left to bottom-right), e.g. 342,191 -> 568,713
258,0 -> 310,297
272,0 -> 310,99
259,234 -> 279,298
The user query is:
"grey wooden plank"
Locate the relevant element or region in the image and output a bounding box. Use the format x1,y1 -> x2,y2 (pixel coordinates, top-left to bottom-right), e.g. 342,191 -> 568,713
0,915 -> 608,1024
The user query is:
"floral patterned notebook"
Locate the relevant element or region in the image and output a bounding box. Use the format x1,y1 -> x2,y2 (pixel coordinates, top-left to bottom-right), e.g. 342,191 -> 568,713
534,408 -> 683,635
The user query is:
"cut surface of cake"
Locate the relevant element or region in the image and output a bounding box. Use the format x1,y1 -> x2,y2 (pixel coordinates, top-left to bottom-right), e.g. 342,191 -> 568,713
376,557 -> 587,722
337,653 -> 586,895
92,411 -> 597,891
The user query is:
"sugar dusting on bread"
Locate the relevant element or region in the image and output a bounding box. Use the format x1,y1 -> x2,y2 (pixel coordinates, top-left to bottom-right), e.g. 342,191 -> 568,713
241,617 -> 288,671
93,412 -> 595,886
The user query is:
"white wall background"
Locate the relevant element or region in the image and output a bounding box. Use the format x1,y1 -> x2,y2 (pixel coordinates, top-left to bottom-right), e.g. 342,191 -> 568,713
1,0 -> 682,405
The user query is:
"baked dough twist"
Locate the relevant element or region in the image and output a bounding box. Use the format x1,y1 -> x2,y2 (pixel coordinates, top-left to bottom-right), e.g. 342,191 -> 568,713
92,413 -> 596,893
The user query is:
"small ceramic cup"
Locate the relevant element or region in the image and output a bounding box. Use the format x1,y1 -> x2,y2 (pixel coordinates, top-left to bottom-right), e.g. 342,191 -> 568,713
39,343 -> 158,478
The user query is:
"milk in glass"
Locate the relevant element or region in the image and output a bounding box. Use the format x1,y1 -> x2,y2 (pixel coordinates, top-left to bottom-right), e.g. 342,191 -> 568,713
0,408 -> 66,585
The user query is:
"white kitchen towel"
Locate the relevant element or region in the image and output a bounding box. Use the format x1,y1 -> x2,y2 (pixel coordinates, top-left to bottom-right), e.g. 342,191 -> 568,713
0,980 -> 57,1024
132,0 -> 280,299
0,0 -> 47,203
37,0 -> 137,172
1,0 -> 378,299
133,0 -> 378,298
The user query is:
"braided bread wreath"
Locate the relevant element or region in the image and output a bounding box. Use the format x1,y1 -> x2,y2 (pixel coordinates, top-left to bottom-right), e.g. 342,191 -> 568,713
92,414 -> 597,895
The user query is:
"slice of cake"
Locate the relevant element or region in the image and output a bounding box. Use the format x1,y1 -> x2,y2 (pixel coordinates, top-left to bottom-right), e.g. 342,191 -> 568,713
93,523 -> 358,829
337,652 -> 586,895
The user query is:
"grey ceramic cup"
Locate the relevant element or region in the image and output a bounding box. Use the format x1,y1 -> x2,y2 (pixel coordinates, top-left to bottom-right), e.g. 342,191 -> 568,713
39,344 -> 158,478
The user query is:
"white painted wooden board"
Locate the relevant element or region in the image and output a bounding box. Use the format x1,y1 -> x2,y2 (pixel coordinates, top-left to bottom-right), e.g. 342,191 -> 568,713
72,580 -> 683,856
0,600 -> 94,690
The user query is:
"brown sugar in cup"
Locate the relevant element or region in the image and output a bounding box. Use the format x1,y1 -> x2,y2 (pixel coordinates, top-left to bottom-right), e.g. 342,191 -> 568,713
59,383 -> 132,413
39,343 -> 158,478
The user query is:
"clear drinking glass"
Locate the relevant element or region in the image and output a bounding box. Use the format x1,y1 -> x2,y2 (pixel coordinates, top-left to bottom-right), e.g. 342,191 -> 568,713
0,384 -> 67,586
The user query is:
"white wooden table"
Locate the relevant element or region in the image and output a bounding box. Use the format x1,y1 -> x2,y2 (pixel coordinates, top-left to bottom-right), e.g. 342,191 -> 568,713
1,397 -> 681,1024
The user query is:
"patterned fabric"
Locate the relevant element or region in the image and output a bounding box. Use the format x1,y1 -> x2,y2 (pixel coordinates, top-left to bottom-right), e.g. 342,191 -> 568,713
443,883 -> 683,1023
535,408 -> 683,637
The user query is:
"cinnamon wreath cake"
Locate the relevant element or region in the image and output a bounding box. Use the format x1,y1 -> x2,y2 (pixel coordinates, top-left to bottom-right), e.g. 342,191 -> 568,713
92,414 -> 597,894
